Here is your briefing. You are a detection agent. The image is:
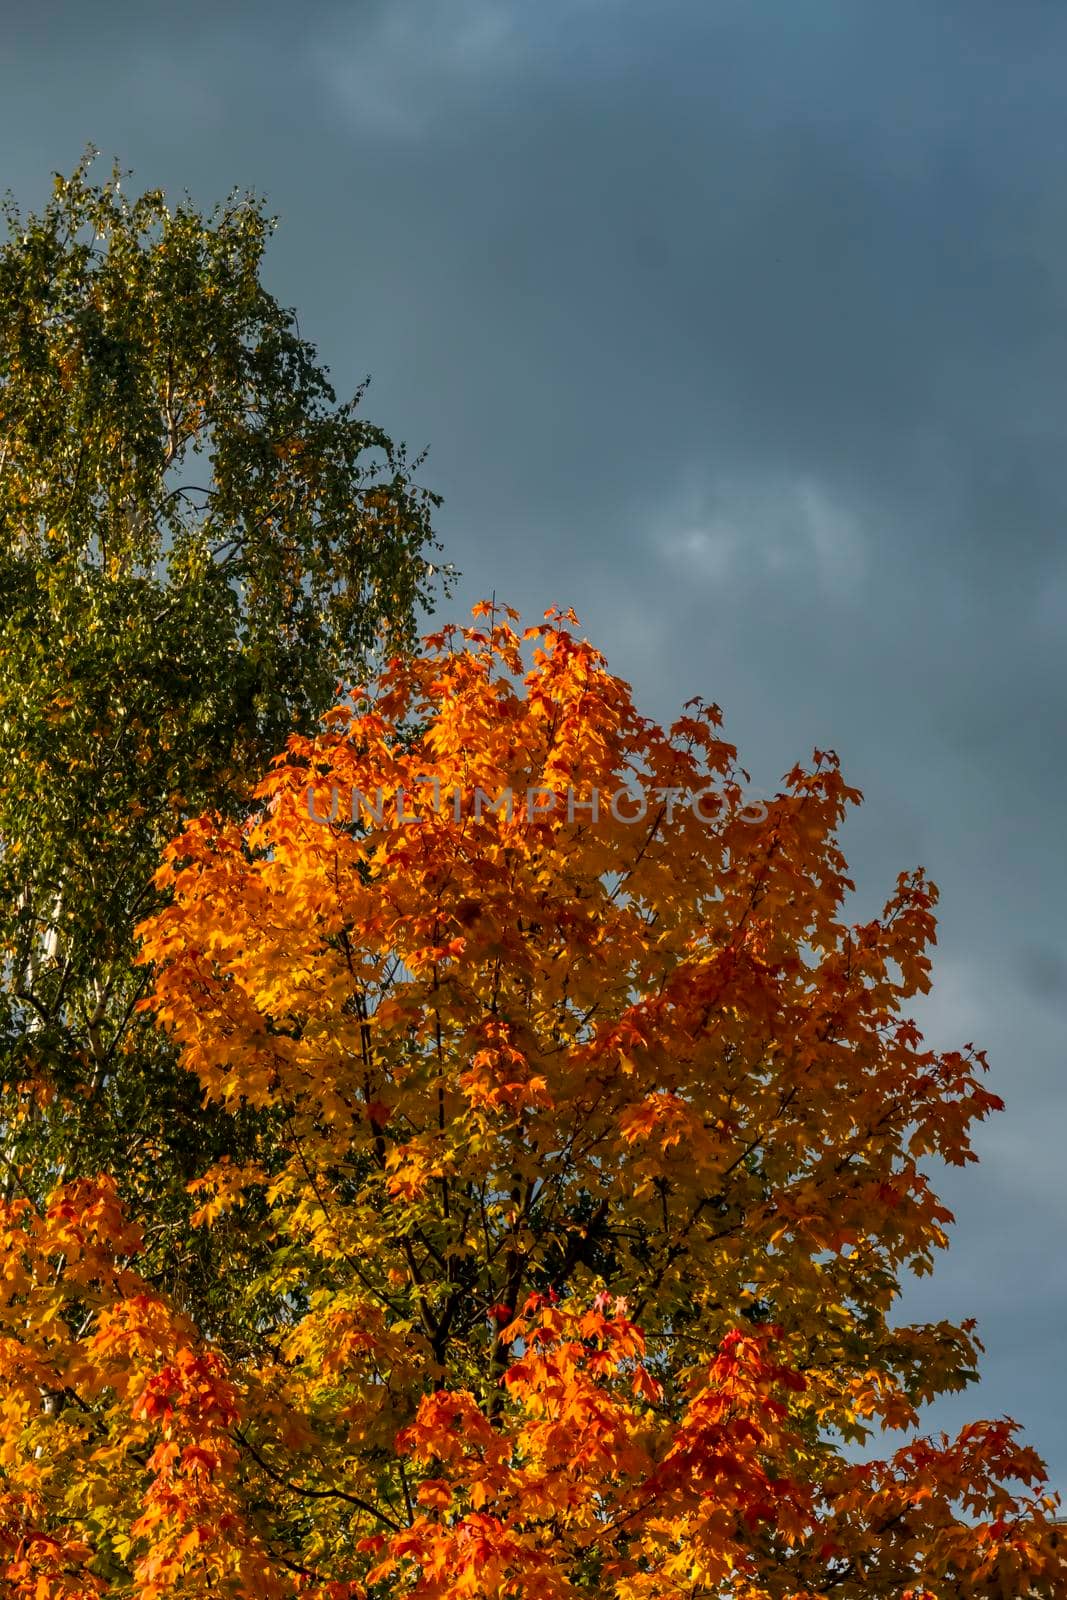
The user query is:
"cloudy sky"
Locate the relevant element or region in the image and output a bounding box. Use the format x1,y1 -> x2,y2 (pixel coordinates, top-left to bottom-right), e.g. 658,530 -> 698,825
3,0 -> 1065,1485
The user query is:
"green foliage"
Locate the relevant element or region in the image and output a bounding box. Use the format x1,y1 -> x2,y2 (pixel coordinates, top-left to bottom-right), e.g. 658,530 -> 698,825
0,152 -> 447,1318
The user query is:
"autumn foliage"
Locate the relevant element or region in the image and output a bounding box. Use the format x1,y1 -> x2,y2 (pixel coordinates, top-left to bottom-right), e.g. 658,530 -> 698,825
0,604 -> 1062,1596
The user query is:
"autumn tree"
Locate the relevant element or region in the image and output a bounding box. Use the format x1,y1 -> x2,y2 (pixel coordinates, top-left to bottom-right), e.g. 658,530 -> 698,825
0,152 -> 446,1315
0,604 -> 1061,1596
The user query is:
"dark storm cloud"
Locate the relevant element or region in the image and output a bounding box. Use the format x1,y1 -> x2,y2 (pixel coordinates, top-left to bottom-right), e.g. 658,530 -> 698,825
1,0 -> 1064,1482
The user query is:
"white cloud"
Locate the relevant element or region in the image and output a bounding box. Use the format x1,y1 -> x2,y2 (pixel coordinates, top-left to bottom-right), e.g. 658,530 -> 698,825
670,522 -> 738,583
656,474 -> 867,599
796,477 -> 867,598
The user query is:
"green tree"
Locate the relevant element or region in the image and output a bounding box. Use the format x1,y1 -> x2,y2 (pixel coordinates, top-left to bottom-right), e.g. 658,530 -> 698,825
0,152 -> 447,1323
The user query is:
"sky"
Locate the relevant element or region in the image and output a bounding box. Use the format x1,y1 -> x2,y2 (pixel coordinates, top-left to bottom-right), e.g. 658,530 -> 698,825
2,0 -> 1065,1485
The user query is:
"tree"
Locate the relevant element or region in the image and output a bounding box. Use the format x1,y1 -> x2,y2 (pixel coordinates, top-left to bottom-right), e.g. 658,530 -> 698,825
0,604 -> 1060,1596
0,153 -> 446,1321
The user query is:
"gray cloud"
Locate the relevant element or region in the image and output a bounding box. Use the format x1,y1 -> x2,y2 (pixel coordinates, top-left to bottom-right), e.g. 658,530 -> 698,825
2,0 -> 1065,1488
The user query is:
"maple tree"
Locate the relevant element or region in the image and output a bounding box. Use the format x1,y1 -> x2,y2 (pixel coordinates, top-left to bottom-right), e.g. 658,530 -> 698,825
0,603 -> 1063,1596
